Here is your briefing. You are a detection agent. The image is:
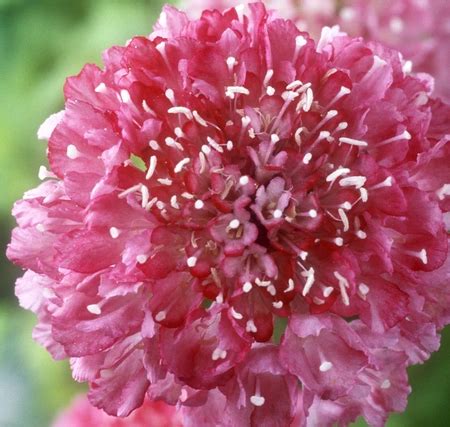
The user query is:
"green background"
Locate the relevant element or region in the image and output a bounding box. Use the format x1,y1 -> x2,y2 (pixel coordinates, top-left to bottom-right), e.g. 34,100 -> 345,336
0,1 -> 448,426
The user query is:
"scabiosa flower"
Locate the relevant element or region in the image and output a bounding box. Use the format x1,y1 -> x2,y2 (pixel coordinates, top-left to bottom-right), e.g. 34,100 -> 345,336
53,395 -> 182,427
7,3 -> 450,426
184,0 -> 450,101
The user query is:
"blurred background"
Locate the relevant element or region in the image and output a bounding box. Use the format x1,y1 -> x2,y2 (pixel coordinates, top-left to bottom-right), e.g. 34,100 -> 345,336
0,1 -> 448,426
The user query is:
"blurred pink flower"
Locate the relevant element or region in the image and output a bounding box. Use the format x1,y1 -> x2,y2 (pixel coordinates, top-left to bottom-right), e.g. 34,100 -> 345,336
53,395 -> 182,427
7,3 -> 450,426
184,0 -> 450,101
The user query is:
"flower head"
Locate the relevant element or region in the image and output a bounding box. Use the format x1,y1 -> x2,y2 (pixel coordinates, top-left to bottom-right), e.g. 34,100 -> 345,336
53,395 -> 182,427
8,3 -> 450,426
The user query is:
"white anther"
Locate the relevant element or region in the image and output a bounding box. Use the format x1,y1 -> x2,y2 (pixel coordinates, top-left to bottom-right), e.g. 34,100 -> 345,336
319,361 -> 333,372
323,286 -> 334,298
285,278 -> 295,293
226,140 -> 233,151
192,110 -> 208,127
145,197 -> 158,210
109,227 -> 120,239
339,176 -> 367,189
207,136 -> 224,153
360,187 -> 369,202
146,155 -> 157,180
243,282 -> 253,293
194,200 -> 204,209
334,271 -> 350,306
230,307 -> 243,320
118,184 -> 141,198
301,267 -> 315,296
149,140 -> 160,150
241,116 -> 251,128
299,251 -> 308,261
339,137 -> 368,147
187,256 -> 197,267
302,152 -> 313,164
266,86 -> 275,96
250,395 -> 265,407
271,134 -> 280,144
142,100 -> 153,113
358,283 -> 370,296
226,56 -> 237,71
263,69 -> 274,86
87,304 -> 102,315
295,35 -> 307,48
156,201 -> 165,210
334,237 -> 344,246
141,185 -> 149,208
170,195 -> 180,209
174,157 -> 190,173
336,122 -> 348,132
381,379 -> 391,389
175,128 -> 184,140
201,144 -> 211,155
303,88 -> 314,112
248,128 -> 256,139
246,319 -> 257,333
273,209 -> 283,219
272,301 -> 283,309
341,201 -> 352,210
36,223 -> 45,233
419,249 -> 428,265
372,176 -> 393,189
286,80 -> 303,91
212,348 -> 228,361
437,184 -> 450,200
282,90 -> 299,102
157,178 -> 172,186
165,88 -> 175,104
38,165 -> 55,180
155,311 -> 166,322
94,82 -> 107,93
403,60 -> 412,74
168,106 -> 193,119
66,144 -> 80,159
308,209 -> 318,218
326,167 -> 351,182
239,175 -> 249,186
229,219 -> 240,229
356,230 -> 367,239
120,89 -> 131,103
225,85 -> 250,98
338,208 -> 350,232
136,254 -> 148,264
294,128 -> 304,145
165,137 -> 184,151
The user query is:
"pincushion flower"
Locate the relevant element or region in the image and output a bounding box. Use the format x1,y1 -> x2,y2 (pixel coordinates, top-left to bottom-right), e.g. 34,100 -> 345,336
53,395 -> 182,427
184,0 -> 450,101
7,3 -> 450,426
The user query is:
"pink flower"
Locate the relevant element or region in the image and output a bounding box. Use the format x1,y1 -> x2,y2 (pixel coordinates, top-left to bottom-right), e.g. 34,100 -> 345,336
183,0 -> 450,101
53,395 -> 182,427
7,3 -> 450,426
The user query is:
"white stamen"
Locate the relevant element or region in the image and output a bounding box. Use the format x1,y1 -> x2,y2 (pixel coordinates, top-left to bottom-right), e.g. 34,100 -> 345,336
296,35 -> 307,48
155,311 -> 166,322
286,80 -> 303,91
323,286 -> 334,298
263,69 -> 274,86
226,56 -> 237,72
437,184 -> 450,200
327,86 -> 351,107
174,157 -> 190,173
246,319 -> 257,333
266,86 -> 275,96
141,185 -> 149,208
338,208 -> 350,232
230,307 -> 243,320
319,361 -> 333,372
109,227 -> 120,239
38,165 -> 56,180
303,88 -> 314,112
282,90 -> 299,102
302,152 -> 313,164
271,134 -> 280,143
136,254 -> 148,264
379,130 -> 411,146
66,144 -> 80,159
241,116 -> 251,128
142,100 -> 153,113
146,155 -> 157,180
149,140 -> 160,150
308,209 -> 318,218
339,176 -> 367,189
285,278 -> 295,293
334,271 -> 350,306
36,223 -> 45,233
403,60 -> 412,74
157,178 -> 172,186
299,251 -> 308,261
334,237 -> 344,246
94,82 -> 107,93
358,283 -> 370,296
118,184 -> 141,198
239,175 -> 249,186
301,267 -> 315,296
360,187 -> 369,202
87,304 -> 101,315
168,106 -> 193,119
207,136 -> 224,153
187,256 -> 197,267
120,89 -> 131,103
339,137 -> 368,147
212,348 -> 228,361
193,110 -> 209,127
156,201 -> 165,210
250,395 -> 265,407
273,209 -> 283,219
165,88 -> 175,104
356,230 -> 367,239
181,192 -> 194,199
381,379 -> 391,389
326,167 -> 351,182
243,282 -> 253,293
225,85 -> 250,98
226,140 -> 233,151
418,249 -> 428,265
371,176 -> 393,190
170,195 -> 180,209
165,137 -> 184,151
201,145 -> 212,155
267,285 -> 277,296
294,128 -> 304,145
229,219 -> 240,229
194,200 -> 204,209
272,301 -> 283,309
